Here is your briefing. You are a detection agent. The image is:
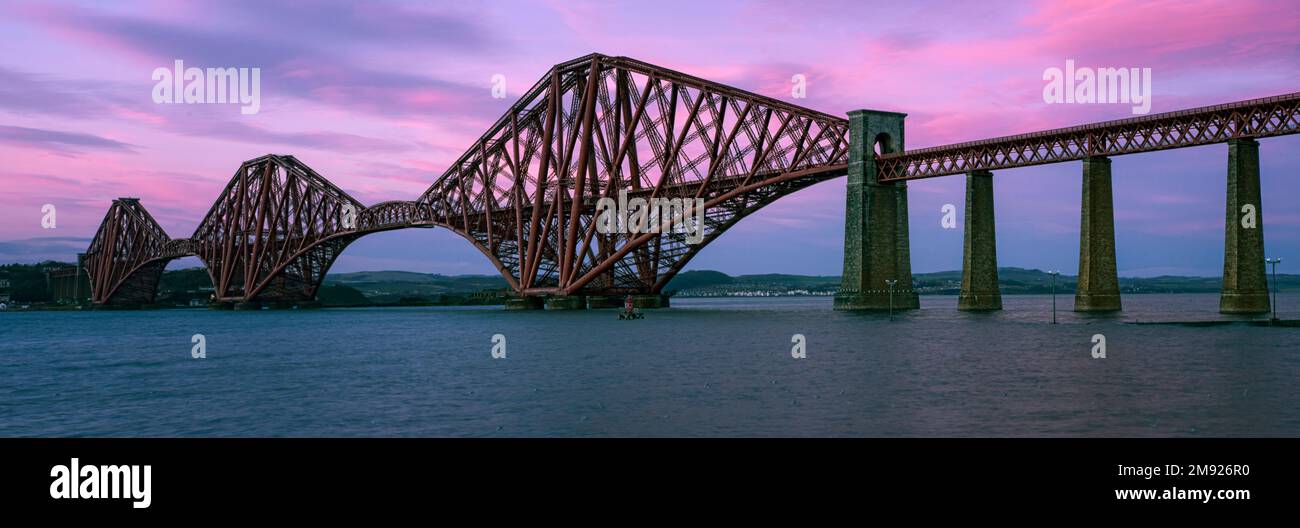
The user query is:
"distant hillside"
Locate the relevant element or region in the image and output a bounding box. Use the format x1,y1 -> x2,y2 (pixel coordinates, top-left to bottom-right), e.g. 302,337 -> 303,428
5,261 -> 1298,307
328,270 -> 507,287
316,283 -> 371,306
322,271 -> 509,304
666,267 -> 1300,297
666,270 -> 734,290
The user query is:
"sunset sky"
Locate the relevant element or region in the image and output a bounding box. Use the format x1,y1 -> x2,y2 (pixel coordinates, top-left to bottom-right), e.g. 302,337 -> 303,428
2,0 -> 1298,277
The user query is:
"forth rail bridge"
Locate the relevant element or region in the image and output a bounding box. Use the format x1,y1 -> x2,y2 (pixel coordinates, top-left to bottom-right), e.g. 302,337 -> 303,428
81,54 -> 1299,312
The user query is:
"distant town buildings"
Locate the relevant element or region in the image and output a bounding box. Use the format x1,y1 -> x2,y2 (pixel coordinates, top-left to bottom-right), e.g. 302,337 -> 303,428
674,287 -> 838,298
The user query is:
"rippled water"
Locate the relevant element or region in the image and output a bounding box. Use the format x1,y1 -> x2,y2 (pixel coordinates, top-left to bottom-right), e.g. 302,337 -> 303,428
2,293 -> 1298,437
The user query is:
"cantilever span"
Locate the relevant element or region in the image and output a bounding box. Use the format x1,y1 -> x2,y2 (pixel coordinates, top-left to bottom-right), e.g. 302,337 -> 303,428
84,53 -> 851,306
82,53 -> 1298,312
84,198 -> 173,305
84,156 -> 439,305
413,53 -> 851,300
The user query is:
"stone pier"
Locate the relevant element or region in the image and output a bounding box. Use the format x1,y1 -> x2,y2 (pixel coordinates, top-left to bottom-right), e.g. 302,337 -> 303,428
958,170 -> 1002,310
585,296 -> 624,309
1220,138 -> 1270,314
585,294 -> 670,309
1075,156 -> 1121,312
834,109 -> 919,311
544,295 -> 587,310
504,296 -> 544,310
630,294 -> 670,309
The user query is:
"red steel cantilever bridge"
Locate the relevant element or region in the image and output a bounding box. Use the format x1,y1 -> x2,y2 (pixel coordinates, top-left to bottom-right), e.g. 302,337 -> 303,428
83,53 -> 1300,310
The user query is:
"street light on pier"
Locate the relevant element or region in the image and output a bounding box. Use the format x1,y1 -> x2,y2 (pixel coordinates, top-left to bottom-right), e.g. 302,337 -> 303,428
1048,270 -> 1060,324
885,279 -> 898,321
1266,257 -> 1282,322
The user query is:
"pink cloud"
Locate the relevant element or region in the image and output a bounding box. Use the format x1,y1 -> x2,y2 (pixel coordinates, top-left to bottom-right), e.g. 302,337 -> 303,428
1,0 -> 1298,276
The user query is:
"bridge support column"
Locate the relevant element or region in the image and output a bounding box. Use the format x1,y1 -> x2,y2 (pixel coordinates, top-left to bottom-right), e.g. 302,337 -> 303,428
585,296 -> 623,309
585,294 -> 669,309
264,300 -> 321,310
505,297 -> 544,310
834,109 -> 918,311
632,294 -> 670,309
958,170 -> 1002,310
1075,157 -> 1122,312
545,295 -> 587,310
1220,138 -> 1270,314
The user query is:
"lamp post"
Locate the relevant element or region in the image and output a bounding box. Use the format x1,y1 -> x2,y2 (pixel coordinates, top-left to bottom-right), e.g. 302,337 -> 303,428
885,279 -> 898,321
1266,257 -> 1282,321
1048,270 -> 1060,325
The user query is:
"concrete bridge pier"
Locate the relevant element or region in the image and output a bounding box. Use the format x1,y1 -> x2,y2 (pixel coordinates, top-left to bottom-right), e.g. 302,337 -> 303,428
505,297 -> 544,310
1075,156 -> 1122,312
958,170 -> 1002,310
834,109 -> 919,311
631,294 -> 670,309
1220,138 -> 1270,314
585,296 -> 623,309
545,295 -> 587,310
585,294 -> 669,309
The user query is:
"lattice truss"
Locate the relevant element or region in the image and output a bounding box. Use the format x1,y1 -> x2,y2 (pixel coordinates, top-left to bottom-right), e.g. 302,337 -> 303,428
83,198 -> 173,304
878,92 -> 1300,181
78,56 -> 1300,305
418,54 -> 850,295
191,155 -> 370,302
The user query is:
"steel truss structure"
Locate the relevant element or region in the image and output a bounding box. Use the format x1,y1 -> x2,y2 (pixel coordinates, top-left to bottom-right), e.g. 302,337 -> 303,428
84,198 -> 173,304
83,54 -> 850,304
82,54 -> 1300,305
417,54 -> 850,295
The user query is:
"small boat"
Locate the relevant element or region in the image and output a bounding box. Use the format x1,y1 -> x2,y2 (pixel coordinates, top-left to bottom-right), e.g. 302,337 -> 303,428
618,296 -> 643,319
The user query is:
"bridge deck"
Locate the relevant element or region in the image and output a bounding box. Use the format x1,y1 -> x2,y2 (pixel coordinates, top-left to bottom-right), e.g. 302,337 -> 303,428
877,91 -> 1300,181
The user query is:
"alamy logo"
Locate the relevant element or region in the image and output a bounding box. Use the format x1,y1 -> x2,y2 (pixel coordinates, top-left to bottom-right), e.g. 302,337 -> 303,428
790,334 -> 806,359
791,74 -> 807,99
152,60 -> 261,115
1240,204 -> 1257,229
50,458 -> 151,509
1043,59 -> 1152,115
341,204 -> 358,229
491,333 -> 506,359
191,333 -> 206,359
940,203 -> 957,229
41,203 -> 57,229
1091,334 -> 1107,359
594,190 -> 706,244
491,74 -> 507,99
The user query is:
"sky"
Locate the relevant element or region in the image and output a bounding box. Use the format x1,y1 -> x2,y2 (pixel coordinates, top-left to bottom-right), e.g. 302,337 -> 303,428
1,0 -> 1298,277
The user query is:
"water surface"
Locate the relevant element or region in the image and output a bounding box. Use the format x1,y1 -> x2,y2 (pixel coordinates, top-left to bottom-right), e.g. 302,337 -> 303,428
1,294 -> 1297,437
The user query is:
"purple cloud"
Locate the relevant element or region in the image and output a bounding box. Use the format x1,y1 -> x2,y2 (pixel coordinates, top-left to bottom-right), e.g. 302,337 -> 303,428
0,125 -> 136,154
17,2 -> 505,120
